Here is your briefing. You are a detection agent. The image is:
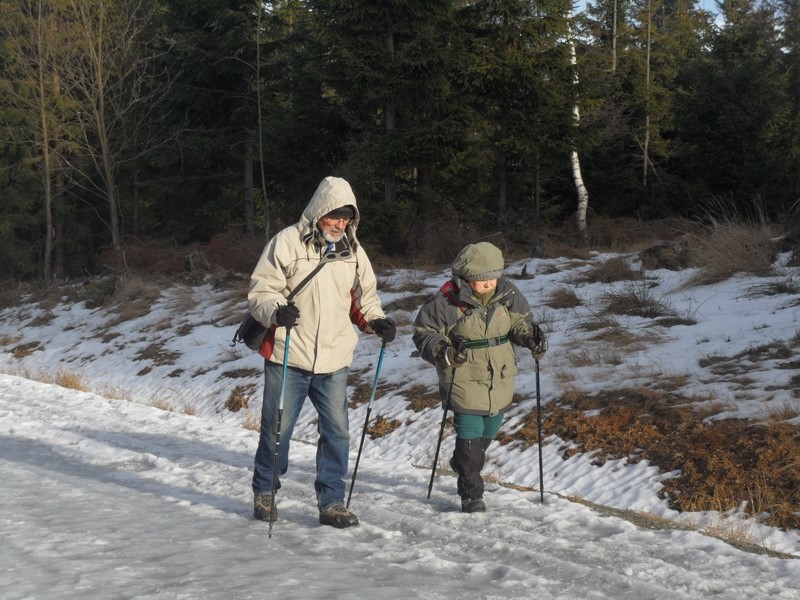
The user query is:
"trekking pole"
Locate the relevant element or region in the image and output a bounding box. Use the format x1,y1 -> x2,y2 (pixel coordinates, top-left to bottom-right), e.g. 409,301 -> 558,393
427,369 -> 456,499
535,358 -> 544,503
268,325 -> 292,539
346,341 -> 387,509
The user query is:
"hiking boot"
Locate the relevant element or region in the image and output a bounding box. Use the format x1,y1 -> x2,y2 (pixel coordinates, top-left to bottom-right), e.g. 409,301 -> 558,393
461,498 -> 486,513
319,504 -> 359,528
254,492 -> 277,522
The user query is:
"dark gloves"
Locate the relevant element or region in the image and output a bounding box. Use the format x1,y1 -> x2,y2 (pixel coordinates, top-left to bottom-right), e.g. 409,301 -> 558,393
369,318 -> 396,343
525,325 -> 548,360
436,336 -> 468,368
275,303 -> 300,328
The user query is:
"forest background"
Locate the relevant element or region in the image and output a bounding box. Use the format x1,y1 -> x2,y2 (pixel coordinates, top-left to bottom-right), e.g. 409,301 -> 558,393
1,0 -> 800,280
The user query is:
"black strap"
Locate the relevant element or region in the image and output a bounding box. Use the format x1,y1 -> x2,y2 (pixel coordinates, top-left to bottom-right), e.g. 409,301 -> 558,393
462,335 -> 509,349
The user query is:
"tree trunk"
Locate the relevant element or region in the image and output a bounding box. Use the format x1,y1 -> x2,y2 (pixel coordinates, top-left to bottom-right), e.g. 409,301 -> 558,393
244,140 -> 254,234
568,10 -> 589,246
642,0 -> 652,193
36,3 -> 54,282
498,105 -> 508,218
384,20 -> 396,205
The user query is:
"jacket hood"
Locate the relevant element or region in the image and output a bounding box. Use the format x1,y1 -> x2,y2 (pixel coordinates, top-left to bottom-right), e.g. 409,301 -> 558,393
299,177 -> 361,249
451,242 -> 505,281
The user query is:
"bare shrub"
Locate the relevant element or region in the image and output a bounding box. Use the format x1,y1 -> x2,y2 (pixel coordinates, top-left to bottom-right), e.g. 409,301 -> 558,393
225,384 -> 256,412
575,257 -> 642,284
111,277 -> 163,322
133,342 -> 180,366
601,282 -> 676,319
55,370 -> 89,392
366,414 -> 401,439
79,276 -> 118,308
684,223 -> 778,286
544,287 -> 582,309
182,403 -> 198,416
407,385 -> 440,412
745,275 -> 800,298
150,398 -> 173,411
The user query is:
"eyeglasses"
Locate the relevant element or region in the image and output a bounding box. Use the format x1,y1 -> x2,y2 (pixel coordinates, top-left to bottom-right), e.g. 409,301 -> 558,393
320,216 -> 352,226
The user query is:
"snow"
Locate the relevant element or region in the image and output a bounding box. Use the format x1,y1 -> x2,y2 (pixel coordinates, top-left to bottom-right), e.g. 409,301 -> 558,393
2,250 -> 800,599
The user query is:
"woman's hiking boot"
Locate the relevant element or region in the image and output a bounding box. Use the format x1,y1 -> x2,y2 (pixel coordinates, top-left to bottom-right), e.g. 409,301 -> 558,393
461,497 -> 486,513
450,438 -> 489,513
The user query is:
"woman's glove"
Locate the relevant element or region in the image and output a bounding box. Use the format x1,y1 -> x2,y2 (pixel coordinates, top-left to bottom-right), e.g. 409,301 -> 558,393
275,303 -> 300,328
436,337 -> 468,368
525,325 -> 548,360
369,318 -> 396,343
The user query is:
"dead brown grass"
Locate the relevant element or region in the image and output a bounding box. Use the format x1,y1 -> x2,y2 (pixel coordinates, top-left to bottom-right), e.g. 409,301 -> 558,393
110,277 -> 163,323
406,385 -> 440,412
575,257 -> 643,284
150,398 -> 173,411
367,414 -> 401,439
133,342 -> 180,367
684,223 -> 778,286
601,282 -> 676,319
11,341 -> 41,358
586,217 -> 698,253
225,384 -> 256,412
55,370 -> 89,392
498,387 -> 800,530
545,287 -> 583,309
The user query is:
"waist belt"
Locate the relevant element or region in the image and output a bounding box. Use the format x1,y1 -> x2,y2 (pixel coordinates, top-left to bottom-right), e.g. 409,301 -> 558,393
462,335 -> 509,349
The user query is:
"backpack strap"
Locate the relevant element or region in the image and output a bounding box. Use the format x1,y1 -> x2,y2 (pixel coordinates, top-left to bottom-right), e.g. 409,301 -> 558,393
440,279 -> 470,313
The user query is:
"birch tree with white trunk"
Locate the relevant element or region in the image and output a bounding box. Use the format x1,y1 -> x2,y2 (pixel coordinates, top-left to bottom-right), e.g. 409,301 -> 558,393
567,5 -> 590,244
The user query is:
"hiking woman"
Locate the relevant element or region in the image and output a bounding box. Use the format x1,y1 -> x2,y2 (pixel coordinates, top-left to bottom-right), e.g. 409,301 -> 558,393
412,242 -> 546,512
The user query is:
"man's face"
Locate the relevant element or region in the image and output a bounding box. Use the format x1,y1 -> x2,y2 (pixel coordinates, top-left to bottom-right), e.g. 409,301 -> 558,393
317,216 -> 351,243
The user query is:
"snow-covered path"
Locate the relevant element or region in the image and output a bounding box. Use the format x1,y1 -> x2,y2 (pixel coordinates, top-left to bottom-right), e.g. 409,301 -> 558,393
2,374 -> 798,600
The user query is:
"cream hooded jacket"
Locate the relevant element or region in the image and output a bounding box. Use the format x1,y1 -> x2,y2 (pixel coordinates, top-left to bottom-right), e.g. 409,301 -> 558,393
248,177 -> 385,373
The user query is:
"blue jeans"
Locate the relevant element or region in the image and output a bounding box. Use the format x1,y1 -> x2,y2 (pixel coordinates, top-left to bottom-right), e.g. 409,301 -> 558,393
252,361 -> 350,510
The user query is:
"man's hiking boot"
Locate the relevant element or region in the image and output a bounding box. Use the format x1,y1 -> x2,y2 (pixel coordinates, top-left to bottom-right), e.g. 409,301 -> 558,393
253,492 -> 277,522
319,504 -> 359,528
461,498 -> 486,513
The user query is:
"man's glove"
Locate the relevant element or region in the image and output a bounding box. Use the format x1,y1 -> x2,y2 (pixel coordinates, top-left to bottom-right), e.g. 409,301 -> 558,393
526,325 -> 548,360
275,303 -> 300,328
437,336 -> 468,368
369,318 -> 396,343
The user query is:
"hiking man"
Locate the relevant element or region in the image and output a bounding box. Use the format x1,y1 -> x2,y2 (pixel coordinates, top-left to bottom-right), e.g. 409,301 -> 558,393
249,176 -> 395,528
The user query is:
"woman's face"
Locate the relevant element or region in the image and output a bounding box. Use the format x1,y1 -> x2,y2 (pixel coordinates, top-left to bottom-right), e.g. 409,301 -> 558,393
468,278 -> 498,294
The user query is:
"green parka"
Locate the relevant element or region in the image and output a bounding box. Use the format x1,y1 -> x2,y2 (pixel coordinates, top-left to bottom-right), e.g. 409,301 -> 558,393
413,242 -> 537,416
